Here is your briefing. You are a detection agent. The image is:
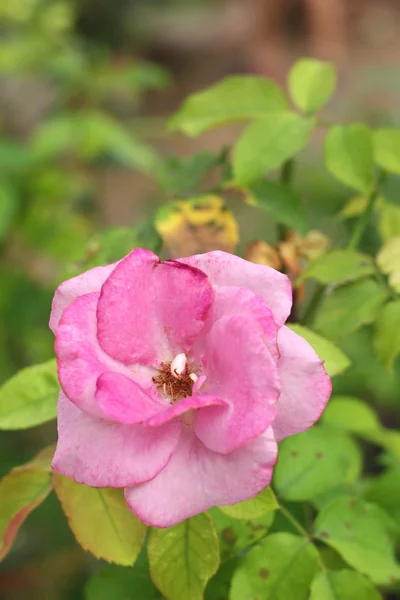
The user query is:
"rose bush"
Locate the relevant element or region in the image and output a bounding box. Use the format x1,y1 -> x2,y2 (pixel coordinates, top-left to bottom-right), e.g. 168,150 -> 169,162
50,248 -> 331,527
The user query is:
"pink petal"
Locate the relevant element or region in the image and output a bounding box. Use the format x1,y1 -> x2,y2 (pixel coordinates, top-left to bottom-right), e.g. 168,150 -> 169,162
143,395 -> 227,427
96,248 -> 213,367
55,292 -> 152,418
194,315 -> 280,454
50,263 -> 117,334
180,250 -> 292,327
95,372 -> 162,424
272,326 -> 332,441
52,392 -> 181,487
125,427 -> 277,528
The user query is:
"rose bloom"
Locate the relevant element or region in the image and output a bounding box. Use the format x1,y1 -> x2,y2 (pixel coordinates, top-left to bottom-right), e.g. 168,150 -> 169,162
50,249 -> 331,527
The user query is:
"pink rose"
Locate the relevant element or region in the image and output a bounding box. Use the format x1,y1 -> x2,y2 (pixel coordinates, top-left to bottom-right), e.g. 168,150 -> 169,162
50,249 -> 331,527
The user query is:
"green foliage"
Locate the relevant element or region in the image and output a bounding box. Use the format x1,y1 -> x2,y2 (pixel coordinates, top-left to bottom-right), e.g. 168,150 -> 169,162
53,474 -> 147,565
230,533 -> 320,600
300,249 -> 375,285
374,300 -> 400,370
325,124 -> 374,193
274,426 -> 362,501
373,128 -> 400,174
218,486 -> 278,520
288,324 -> 351,376
232,113 -> 314,185
288,58 -> 336,114
314,496 -> 400,585
169,76 -> 288,136
148,514 -> 220,600
310,569 -> 382,600
0,359 -> 58,430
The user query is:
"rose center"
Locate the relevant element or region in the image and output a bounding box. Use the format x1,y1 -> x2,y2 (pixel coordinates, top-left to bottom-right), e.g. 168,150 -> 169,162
152,353 -> 198,404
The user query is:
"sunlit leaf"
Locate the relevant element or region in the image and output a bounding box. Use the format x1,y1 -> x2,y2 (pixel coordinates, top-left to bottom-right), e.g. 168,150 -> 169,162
300,249 -> 374,285
230,533 -> 319,600
0,446 -> 54,561
274,426 -> 362,501
233,113 -> 314,185
0,359 -> 58,430
325,124 -> 374,193
314,496 -> 400,585
218,487 -> 278,520
288,58 -> 336,114
374,300 -> 400,371
374,128 -> 400,174
148,513 -> 219,600
314,279 -> 388,340
169,76 -> 288,136
377,237 -> 400,293
53,474 -> 146,565
155,195 -> 238,258
378,202 -> 400,241
245,180 -> 309,235
310,569 -> 382,600
287,324 -> 350,376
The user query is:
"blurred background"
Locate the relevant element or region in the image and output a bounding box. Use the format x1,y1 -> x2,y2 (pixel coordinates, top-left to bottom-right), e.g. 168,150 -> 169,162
1,1 -> 400,598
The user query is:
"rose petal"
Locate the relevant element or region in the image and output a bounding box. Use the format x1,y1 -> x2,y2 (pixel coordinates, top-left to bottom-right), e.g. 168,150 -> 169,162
125,427 -> 277,528
55,292 -> 152,418
272,326 -> 332,441
180,250 -> 292,327
52,392 -> 181,487
143,395 -> 227,427
194,315 -> 280,454
50,263 -> 117,334
97,248 -> 213,367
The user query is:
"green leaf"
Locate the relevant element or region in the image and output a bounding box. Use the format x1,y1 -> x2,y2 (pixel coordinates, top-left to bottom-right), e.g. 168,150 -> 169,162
374,128 -> 400,174
310,569 -> 382,600
85,556 -> 162,600
0,359 -> 58,430
314,279 -> 388,340
315,496 -> 400,585
288,58 -> 336,114
245,180 -> 309,235
377,237 -> 400,293
156,152 -> 220,196
0,446 -> 54,561
378,202 -> 400,241
374,300 -> 400,371
148,513 -> 219,600
233,113 -> 314,185
230,533 -> 319,600
53,474 -> 146,565
287,324 -> 350,376
325,124 -> 374,193
0,181 -> 19,241
209,508 -> 275,560
273,426 -> 362,502
322,396 -> 381,435
168,76 -> 288,136
300,249 -> 374,285
218,487 -> 278,520
366,469 -> 400,529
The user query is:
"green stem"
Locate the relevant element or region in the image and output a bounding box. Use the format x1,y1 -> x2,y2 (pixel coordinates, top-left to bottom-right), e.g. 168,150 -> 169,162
279,504 -> 309,538
348,170 -> 386,251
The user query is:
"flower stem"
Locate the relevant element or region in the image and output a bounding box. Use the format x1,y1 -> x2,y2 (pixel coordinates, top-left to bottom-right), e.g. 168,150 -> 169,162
279,504 -> 309,537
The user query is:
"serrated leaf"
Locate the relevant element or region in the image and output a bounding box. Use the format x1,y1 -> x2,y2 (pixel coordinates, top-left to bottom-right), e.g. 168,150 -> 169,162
325,124 -> 374,193
233,113 -> 314,185
314,279 -> 388,340
155,195 -> 238,258
288,58 -> 336,114
374,128 -> 400,174
230,533 -> 319,600
218,486 -> 278,520
245,180 -> 309,235
0,446 -> 54,561
209,508 -> 275,561
310,569 -> 382,600
168,76 -> 288,136
300,249 -> 374,285
0,359 -> 58,430
374,300 -> 400,370
148,513 -> 219,600
314,496 -> 400,585
288,324 -> 350,377
273,426 -> 362,502
53,474 -> 146,565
